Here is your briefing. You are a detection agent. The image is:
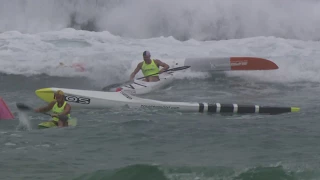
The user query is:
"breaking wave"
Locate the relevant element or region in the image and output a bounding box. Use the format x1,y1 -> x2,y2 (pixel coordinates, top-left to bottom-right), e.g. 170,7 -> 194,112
1,0 -> 320,41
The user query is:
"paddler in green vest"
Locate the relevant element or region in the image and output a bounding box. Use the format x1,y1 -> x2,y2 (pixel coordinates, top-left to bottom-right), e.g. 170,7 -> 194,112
34,90 -> 71,127
130,51 -> 169,82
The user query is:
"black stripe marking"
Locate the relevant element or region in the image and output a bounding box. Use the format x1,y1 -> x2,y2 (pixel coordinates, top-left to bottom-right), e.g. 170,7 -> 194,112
208,104 -> 217,113
237,105 -> 257,113
199,103 -> 204,112
220,104 -> 234,113
133,82 -> 147,87
205,104 -> 294,114
259,106 -> 291,114
124,85 -> 135,89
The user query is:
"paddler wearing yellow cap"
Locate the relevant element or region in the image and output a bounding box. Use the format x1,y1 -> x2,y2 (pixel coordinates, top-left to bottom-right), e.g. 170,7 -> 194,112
34,90 -> 71,127
130,51 -> 170,82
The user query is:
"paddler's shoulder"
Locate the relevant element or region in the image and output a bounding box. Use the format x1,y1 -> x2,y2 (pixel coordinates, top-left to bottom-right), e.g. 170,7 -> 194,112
47,100 -> 57,108
49,100 -> 57,105
153,59 -> 162,62
153,59 -> 163,65
137,62 -> 143,67
65,103 -> 71,108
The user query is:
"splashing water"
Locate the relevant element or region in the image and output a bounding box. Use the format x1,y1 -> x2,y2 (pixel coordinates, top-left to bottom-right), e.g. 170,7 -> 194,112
16,111 -> 32,131
1,0 -> 320,41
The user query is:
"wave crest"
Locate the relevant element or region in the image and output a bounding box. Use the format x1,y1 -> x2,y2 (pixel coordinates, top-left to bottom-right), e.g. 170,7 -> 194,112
1,0 -> 320,41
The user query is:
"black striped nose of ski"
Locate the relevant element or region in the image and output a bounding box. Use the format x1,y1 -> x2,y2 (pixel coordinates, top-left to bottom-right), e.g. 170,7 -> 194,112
198,103 -> 299,114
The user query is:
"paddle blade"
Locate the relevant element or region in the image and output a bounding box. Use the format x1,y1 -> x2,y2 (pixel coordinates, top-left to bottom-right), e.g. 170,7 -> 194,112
16,103 -> 33,111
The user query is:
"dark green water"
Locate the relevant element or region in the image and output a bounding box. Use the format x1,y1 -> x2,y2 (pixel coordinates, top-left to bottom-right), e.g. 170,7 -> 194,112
0,73 -> 318,180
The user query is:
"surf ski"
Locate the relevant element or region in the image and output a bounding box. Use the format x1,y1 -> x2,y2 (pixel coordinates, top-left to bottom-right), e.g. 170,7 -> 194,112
103,66 -> 190,95
160,57 -> 279,72
38,118 -> 77,129
103,71 -> 175,95
35,87 -> 299,115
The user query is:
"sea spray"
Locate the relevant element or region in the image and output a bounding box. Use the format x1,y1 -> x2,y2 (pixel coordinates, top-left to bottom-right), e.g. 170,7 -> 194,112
16,111 -> 32,131
1,0 -> 320,41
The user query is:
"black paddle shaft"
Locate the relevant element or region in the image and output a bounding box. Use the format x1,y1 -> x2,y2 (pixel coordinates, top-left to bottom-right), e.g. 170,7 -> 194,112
136,66 -> 190,80
16,102 -> 68,120
102,66 -> 191,91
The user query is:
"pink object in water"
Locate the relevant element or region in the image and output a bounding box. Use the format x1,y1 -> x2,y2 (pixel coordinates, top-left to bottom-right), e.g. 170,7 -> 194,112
71,63 -> 86,72
0,97 -> 14,120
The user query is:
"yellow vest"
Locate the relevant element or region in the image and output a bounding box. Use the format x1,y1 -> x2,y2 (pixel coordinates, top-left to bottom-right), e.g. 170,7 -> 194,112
51,101 -> 70,122
141,59 -> 159,77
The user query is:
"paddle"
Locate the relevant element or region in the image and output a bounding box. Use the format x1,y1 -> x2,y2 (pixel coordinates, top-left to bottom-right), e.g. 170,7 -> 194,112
136,65 -> 190,80
102,66 -> 191,91
16,103 -> 68,121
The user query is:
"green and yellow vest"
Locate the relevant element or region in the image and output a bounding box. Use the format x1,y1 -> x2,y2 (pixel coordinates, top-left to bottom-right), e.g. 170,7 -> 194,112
51,101 -> 70,121
141,59 -> 159,77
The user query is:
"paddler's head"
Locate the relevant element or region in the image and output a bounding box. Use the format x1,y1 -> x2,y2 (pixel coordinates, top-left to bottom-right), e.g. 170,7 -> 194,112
143,51 -> 151,62
54,90 -> 65,103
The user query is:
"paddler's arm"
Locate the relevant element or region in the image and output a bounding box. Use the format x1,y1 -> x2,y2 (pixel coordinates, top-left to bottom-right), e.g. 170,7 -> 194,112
130,62 -> 143,80
35,101 -> 56,113
155,59 -> 169,73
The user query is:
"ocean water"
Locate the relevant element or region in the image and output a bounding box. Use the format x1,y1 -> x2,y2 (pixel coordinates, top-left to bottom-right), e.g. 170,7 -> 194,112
1,0 -> 320,180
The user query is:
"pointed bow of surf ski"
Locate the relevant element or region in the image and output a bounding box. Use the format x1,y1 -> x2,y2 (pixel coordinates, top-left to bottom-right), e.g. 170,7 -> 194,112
35,87 -> 299,114
167,57 -> 279,71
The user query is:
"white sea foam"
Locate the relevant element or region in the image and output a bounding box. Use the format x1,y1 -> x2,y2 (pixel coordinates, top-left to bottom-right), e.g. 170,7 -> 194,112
1,29 -> 320,86
0,0 -> 319,41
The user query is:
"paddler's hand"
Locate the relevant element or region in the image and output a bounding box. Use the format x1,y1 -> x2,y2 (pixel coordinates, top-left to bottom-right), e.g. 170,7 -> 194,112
51,114 -> 58,117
